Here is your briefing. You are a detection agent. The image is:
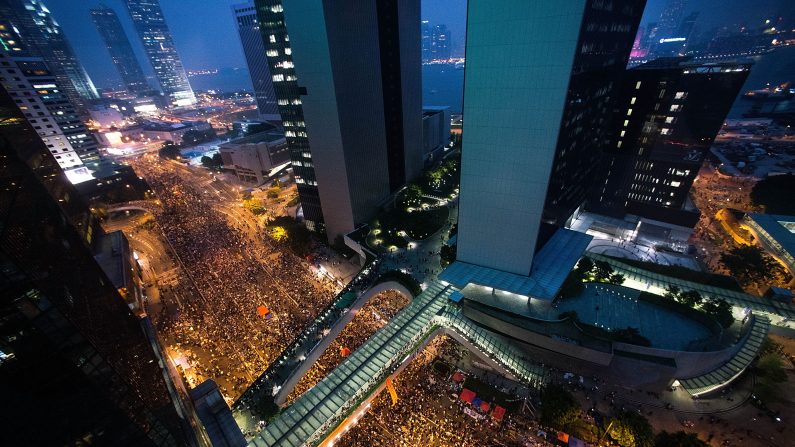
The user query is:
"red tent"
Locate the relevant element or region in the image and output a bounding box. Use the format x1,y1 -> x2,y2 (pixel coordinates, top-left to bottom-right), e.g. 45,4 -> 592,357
492,405 -> 506,421
459,388 -> 476,404
557,431 -> 570,443
256,306 -> 270,317
340,346 -> 351,357
452,371 -> 464,382
479,401 -> 490,412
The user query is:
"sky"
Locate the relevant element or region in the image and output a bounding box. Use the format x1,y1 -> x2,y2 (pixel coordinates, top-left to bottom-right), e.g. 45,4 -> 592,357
44,0 -> 795,90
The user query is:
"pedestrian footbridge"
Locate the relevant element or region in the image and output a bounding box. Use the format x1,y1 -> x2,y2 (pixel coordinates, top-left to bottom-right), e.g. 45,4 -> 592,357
240,280 -> 546,447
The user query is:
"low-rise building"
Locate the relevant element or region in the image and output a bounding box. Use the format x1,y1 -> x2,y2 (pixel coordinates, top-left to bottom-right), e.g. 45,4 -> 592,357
219,130 -> 290,184
422,106 -> 451,166
743,213 -> 795,279
142,120 -> 212,145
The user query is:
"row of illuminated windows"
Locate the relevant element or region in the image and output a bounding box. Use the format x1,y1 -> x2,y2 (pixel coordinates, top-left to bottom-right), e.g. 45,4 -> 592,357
278,98 -> 302,106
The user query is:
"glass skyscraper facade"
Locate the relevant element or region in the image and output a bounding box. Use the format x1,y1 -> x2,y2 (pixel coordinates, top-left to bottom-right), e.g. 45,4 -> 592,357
0,17 -> 101,173
592,58 -> 750,228
232,2 -> 280,121
90,5 -> 151,95
280,0 -> 423,243
0,86 -> 196,446
254,0 -> 323,231
0,0 -> 99,113
124,0 -> 196,107
456,0 -> 644,275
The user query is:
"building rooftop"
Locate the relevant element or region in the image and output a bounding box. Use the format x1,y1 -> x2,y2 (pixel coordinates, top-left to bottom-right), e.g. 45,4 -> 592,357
92,230 -> 130,289
747,213 -> 795,249
220,130 -> 286,148
440,228 -> 592,300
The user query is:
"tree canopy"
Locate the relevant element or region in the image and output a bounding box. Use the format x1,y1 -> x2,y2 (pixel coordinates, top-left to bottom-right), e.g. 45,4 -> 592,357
750,174 -> 795,214
540,384 -> 581,429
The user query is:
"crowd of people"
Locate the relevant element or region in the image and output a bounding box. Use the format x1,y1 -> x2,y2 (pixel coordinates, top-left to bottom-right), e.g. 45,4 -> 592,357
336,336 -> 543,447
130,156 -> 339,401
287,290 -> 411,403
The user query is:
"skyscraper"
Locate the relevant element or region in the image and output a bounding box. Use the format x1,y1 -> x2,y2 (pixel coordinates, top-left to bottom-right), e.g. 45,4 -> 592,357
281,0 -> 423,243
0,85 -> 197,446
421,20 -> 432,62
431,24 -> 451,60
0,0 -> 99,112
253,0 -> 324,231
90,4 -> 151,95
124,0 -> 196,106
0,18 -> 101,174
232,2 -> 280,121
591,58 -> 750,241
455,0 -> 644,275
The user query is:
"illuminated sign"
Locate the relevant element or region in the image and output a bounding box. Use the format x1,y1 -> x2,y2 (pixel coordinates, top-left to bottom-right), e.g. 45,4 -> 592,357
659,37 -> 686,43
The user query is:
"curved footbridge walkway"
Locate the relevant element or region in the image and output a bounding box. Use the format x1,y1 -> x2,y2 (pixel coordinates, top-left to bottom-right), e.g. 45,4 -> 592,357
236,280 -> 546,447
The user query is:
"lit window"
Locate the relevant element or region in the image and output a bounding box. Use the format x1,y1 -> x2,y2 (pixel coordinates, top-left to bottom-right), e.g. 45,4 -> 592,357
670,104 -> 681,112
620,130 -> 625,137
635,81 -> 642,89
623,119 -> 629,127
671,181 -> 681,187
272,74 -> 284,82
616,141 -> 622,148
665,116 -> 675,124
674,91 -> 686,99
626,109 -> 632,116
285,48 -> 292,55
630,97 -> 636,105
266,50 -> 279,57
660,128 -> 671,135
269,34 -> 276,43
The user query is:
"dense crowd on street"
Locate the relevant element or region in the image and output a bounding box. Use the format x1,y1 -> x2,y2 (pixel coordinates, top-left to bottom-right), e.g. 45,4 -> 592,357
336,336 -> 543,447
287,290 -> 411,403
130,156 -> 339,400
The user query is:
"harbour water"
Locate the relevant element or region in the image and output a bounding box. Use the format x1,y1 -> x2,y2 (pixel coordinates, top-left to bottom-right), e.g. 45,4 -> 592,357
191,46 -> 794,119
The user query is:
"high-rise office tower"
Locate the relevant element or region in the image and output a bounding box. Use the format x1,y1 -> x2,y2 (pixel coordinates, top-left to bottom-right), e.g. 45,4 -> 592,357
431,24 -> 451,60
421,20 -> 432,62
592,58 -> 750,237
0,0 -> 99,112
0,86 -> 197,446
540,0 -> 644,228
90,5 -> 151,95
0,18 -> 101,174
124,0 -> 196,107
232,2 -> 280,121
253,0 -> 323,231
281,0 -> 423,243
455,0 -> 643,275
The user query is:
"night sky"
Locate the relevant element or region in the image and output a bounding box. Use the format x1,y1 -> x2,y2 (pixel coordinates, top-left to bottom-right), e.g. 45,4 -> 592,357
44,0 -> 795,90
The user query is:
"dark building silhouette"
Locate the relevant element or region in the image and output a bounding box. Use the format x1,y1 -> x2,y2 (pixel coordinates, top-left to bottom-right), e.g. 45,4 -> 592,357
0,85 -> 199,446
232,2 -> 280,121
124,0 -> 196,106
541,0 -> 646,227
90,5 -> 152,95
592,58 -> 750,234
253,0 -> 324,232
0,0 -> 99,112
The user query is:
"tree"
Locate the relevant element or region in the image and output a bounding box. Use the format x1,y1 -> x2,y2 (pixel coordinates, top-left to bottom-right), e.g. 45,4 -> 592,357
720,245 -> 776,284
400,184 -> 423,208
158,140 -> 180,159
200,154 -> 222,169
266,186 -> 281,199
750,174 -> 795,214
607,411 -> 654,447
269,216 -> 310,255
677,290 -> 703,308
608,273 -> 626,285
755,353 -> 789,402
575,257 -> 594,275
654,431 -> 708,447
701,297 -> 734,328
593,260 -> 614,282
540,384 -> 581,429
440,244 -> 456,267
663,285 -> 681,301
